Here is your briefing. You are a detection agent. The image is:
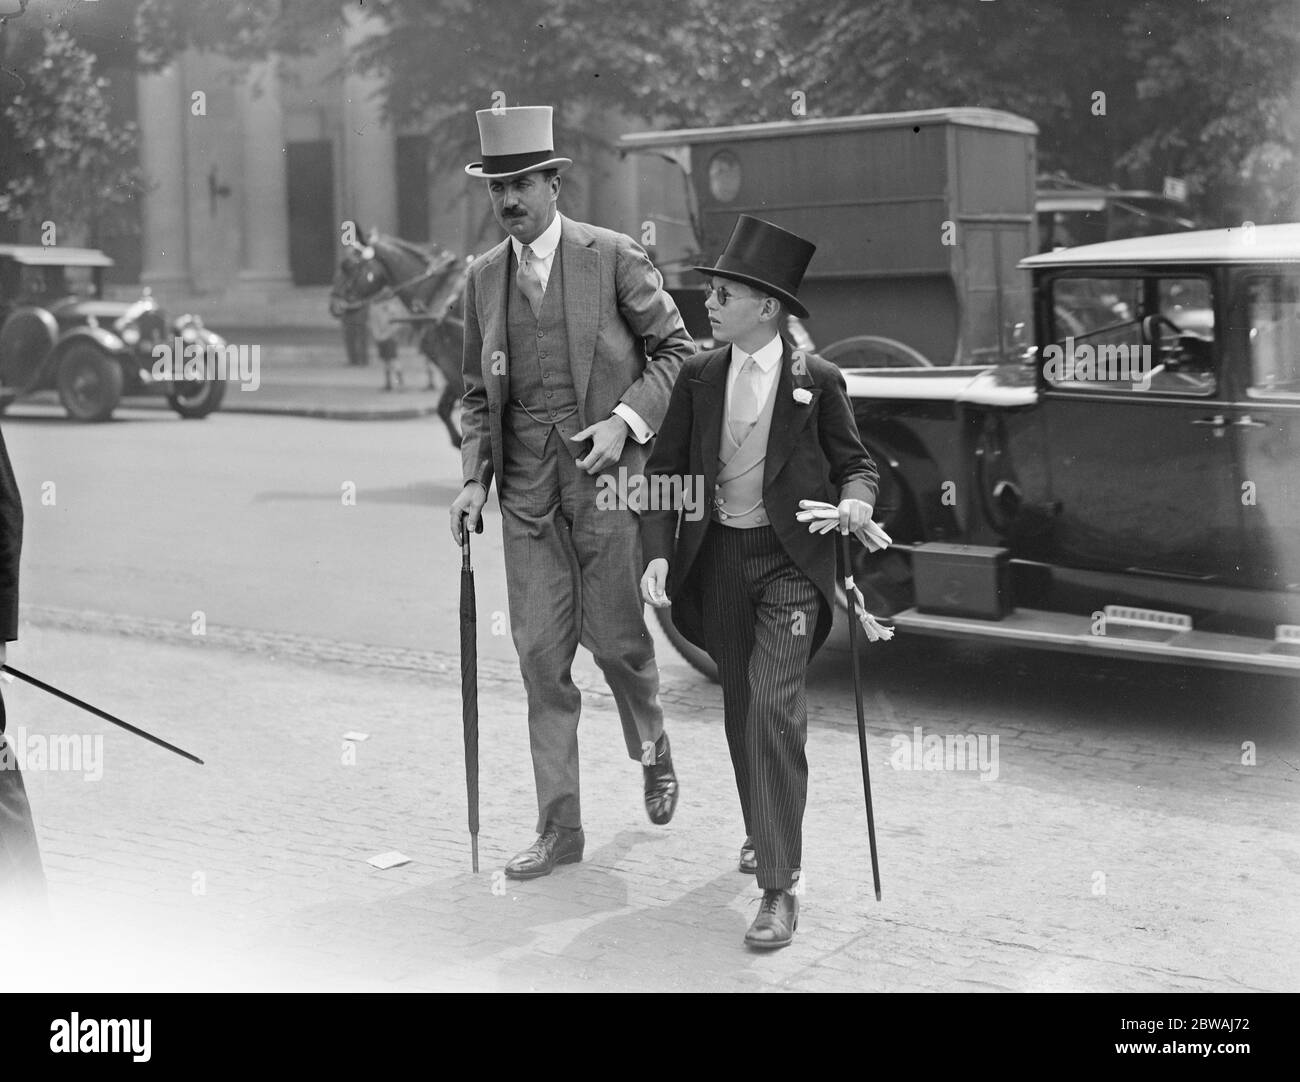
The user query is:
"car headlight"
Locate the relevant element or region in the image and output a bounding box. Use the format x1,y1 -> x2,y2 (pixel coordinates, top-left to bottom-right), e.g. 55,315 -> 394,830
120,325 -> 141,346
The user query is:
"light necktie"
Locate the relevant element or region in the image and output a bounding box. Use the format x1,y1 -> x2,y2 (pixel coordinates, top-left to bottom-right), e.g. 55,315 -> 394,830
516,243 -> 545,317
730,355 -> 760,440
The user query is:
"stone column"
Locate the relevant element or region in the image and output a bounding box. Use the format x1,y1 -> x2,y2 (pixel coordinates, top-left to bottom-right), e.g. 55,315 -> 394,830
235,57 -> 294,288
342,6 -> 398,238
136,63 -> 191,293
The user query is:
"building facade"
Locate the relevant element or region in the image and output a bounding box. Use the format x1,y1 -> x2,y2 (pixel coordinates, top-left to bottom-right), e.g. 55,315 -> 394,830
124,10 -> 641,323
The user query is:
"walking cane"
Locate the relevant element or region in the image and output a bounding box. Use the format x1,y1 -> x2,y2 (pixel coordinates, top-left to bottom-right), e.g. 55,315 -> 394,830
459,512 -> 482,872
839,531 -> 883,902
1,665 -> 203,765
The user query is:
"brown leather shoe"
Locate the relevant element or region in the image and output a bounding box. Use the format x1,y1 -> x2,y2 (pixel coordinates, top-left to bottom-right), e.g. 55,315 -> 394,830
643,732 -> 679,825
738,837 -> 758,874
744,888 -> 798,950
504,825 -> 585,880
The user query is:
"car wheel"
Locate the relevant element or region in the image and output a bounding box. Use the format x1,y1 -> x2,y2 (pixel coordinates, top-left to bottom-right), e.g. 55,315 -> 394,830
57,344 -> 123,422
652,605 -> 719,682
169,376 -> 226,419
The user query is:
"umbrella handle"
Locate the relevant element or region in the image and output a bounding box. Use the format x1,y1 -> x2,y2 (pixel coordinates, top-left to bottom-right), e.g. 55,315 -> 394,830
459,511 -> 483,566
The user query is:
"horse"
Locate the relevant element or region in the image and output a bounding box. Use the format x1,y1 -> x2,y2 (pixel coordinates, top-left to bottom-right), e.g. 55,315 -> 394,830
330,232 -> 468,448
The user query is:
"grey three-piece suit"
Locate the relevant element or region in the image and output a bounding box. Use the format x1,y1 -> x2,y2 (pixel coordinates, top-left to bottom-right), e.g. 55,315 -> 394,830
460,214 -> 693,831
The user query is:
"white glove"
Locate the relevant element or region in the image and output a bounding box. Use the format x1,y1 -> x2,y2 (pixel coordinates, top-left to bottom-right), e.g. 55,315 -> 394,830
794,500 -> 895,644
796,500 -> 893,552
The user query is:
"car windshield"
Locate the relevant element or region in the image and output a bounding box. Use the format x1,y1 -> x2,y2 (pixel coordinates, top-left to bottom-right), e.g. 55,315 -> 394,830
11,263 -> 99,303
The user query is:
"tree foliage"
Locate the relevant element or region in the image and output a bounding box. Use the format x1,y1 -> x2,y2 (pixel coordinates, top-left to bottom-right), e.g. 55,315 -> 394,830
131,0 -> 1300,224
768,0 -> 1300,224
0,20 -> 142,244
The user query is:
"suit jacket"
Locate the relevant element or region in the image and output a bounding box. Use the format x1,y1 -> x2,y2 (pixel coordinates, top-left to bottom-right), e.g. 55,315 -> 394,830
0,422 -> 21,735
641,342 -> 879,658
460,214 -> 694,494
0,422 -> 21,644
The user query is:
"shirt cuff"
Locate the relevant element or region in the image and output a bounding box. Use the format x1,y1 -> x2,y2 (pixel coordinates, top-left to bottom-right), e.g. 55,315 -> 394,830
613,403 -> 653,444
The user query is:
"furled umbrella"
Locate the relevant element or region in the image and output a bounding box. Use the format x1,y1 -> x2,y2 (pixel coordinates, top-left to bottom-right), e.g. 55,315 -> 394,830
459,513 -> 482,872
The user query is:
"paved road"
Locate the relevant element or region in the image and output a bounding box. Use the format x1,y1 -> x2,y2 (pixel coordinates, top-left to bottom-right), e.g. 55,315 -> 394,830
1,407 -> 1296,991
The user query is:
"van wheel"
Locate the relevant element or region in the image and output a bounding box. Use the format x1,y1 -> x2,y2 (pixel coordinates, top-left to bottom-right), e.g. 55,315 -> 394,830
57,345 -> 123,422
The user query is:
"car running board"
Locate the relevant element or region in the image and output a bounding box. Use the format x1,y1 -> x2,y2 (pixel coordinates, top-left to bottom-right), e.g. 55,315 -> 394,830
890,606 -> 1300,675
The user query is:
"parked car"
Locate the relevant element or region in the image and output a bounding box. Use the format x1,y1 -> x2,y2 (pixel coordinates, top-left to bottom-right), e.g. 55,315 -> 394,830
829,222 -> 1300,676
0,245 -> 227,421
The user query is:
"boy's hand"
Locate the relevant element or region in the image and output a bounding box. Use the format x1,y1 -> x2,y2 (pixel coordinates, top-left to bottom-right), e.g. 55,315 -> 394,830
641,558 -> 671,608
838,498 -> 874,535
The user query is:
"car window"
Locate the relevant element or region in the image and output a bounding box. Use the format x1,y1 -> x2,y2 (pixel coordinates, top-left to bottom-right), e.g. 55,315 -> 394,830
1051,276 -> 1141,344
1046,274 -> 1215,396
1246,274 -> 1300,400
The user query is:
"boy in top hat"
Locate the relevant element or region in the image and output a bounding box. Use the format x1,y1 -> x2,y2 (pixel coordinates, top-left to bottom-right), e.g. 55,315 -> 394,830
640,215 -> 878,949
449,106 -> 694,879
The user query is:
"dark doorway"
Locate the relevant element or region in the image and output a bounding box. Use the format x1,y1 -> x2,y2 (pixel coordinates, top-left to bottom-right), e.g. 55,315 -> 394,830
287,140 -> 335,285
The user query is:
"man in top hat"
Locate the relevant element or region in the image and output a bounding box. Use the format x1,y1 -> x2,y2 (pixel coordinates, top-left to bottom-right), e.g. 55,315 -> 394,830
640,215 -> 878,948
449,106 -> 694,879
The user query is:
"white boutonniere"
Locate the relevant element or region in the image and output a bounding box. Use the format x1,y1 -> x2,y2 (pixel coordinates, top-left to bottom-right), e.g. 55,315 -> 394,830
792,388 -> 813,405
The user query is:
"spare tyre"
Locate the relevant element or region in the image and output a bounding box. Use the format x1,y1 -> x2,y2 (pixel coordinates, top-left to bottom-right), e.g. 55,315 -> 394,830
0,306 -> 59,392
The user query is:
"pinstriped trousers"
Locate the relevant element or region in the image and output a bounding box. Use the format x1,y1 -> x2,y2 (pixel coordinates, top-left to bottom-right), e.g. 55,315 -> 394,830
698,523 -> 818,891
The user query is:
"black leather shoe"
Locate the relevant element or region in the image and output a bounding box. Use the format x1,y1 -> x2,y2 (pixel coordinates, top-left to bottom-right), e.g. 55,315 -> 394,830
744,888 -> 798,950
643,732 -> 679,825
504,825 -> 585,880
738,837 -> 758,874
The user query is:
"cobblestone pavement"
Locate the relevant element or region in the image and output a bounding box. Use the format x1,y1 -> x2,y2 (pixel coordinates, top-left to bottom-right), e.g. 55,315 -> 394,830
2,604 -> 1297,993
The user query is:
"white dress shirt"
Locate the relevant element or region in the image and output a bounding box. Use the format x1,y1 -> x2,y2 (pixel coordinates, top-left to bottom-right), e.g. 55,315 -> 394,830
511,213 -> 653,444
509,212 -> 562,292
726,333 -> 783,422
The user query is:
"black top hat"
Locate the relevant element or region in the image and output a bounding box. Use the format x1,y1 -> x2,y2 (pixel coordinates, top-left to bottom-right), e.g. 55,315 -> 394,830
693,214 -> 816,319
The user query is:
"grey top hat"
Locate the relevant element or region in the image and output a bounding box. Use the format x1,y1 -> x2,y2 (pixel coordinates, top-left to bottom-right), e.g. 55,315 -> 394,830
465,106 -> 574,181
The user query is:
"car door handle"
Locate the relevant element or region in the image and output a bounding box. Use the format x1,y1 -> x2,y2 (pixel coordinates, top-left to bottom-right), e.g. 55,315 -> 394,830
1191,414 -> 1226,427
1232,414 -> 1267,429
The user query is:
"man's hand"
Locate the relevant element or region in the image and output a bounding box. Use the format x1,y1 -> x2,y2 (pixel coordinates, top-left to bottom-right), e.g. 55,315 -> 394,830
838,498 -> 874,535
450,482 -> 487,543
641,558 -> 670,608
573,415 -> 629,476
